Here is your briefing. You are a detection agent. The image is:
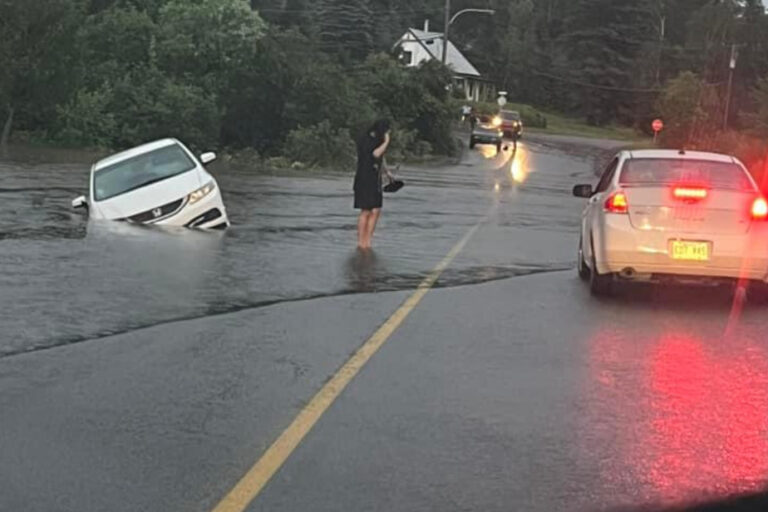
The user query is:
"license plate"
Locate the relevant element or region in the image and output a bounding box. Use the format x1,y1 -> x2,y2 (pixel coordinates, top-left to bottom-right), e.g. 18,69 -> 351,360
670,240 -> 710,261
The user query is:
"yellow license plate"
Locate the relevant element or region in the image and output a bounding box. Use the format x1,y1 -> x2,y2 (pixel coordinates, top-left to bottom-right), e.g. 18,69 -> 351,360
671,241 -> 710,261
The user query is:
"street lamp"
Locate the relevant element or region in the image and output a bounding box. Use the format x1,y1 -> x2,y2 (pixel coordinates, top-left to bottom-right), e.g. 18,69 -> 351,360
442,0 -> 495,64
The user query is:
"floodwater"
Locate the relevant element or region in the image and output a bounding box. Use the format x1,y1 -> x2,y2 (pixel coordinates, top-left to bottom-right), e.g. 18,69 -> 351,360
0,140 -> 593,357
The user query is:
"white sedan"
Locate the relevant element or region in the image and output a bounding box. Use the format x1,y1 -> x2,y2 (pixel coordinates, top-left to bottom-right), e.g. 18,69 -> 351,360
72,138 -> 229,229
573,149 -> 768,298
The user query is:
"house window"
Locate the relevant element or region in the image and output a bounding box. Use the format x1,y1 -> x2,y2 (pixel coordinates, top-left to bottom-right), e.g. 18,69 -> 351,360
402,51 -> 413,65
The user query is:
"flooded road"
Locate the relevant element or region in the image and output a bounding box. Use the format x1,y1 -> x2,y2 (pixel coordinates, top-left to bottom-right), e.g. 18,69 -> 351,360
5,137 -> 768,512
0,141 -> 582,356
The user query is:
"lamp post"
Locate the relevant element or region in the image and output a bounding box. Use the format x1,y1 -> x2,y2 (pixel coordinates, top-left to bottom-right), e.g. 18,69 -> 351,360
442,0 -> 495,64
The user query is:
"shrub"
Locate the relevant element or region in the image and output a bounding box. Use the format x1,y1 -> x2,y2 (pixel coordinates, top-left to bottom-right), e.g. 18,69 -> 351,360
283,120 -> 356,170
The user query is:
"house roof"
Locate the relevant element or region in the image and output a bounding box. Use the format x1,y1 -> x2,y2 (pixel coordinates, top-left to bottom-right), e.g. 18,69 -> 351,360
401,28 -> 481,78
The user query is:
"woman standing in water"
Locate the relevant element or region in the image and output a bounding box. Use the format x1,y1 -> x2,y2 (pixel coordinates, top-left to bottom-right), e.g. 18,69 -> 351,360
354,119 -> 391,249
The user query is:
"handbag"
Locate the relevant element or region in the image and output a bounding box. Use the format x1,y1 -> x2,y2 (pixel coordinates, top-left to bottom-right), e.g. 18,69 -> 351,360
382,163 -> 405,193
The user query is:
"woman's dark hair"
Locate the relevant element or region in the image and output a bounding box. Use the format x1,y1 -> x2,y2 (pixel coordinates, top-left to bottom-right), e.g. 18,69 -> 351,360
369,119 -> 391,141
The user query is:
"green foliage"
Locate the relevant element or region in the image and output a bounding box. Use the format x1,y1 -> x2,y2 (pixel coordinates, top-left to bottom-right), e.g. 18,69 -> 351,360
359,54 -> 455,154
7,0 -> 768,166
53,89 -> 116,147
283,121 -> 355,170
746,77 -> 768,138
656,71 -> 706,147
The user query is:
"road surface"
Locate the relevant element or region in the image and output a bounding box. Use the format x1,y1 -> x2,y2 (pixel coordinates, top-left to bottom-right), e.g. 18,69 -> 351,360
2,138 -> 768,511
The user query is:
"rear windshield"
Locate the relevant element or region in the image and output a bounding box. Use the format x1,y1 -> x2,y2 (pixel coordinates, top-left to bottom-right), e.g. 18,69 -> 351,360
619,158 -> 753,190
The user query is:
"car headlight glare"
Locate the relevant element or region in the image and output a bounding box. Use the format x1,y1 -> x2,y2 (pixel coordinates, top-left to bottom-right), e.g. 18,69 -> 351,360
188,181 -> 216,204
492,116 -> 502,127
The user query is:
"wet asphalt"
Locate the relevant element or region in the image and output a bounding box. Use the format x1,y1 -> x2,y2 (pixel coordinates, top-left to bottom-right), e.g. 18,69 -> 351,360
2,136 -> 768,511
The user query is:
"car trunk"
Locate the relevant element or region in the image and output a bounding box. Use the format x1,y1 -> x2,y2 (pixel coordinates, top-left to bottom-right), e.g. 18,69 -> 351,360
624,186 -> 754,235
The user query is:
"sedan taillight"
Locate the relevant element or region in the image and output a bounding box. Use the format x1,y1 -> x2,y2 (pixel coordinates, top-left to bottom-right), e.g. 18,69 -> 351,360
752,197 -> 768,220
604,191 -> 629,214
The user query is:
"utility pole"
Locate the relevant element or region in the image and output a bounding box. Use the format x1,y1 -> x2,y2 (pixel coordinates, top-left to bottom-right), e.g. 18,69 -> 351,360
442,0 -> 451,65
654,16 -> 665,86
723,44 -> 738,132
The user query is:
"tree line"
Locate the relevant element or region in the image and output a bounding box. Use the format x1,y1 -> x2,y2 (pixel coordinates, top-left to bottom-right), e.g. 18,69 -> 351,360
2,0 -> 768,168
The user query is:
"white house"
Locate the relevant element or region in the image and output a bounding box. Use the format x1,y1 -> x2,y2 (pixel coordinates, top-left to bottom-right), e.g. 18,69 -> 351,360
394,21 -> 495,102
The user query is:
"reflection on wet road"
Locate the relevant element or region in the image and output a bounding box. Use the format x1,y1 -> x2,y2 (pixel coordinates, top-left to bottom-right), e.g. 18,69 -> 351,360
0,141 -> 581,356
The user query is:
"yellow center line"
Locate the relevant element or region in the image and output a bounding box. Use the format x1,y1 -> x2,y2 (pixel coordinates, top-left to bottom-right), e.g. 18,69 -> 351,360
210,219 -> 486,512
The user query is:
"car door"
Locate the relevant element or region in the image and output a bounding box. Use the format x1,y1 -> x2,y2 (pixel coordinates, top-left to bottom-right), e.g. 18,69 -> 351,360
584,156 -> 620,261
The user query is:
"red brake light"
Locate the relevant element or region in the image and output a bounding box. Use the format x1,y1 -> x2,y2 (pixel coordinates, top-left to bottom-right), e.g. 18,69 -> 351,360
752,197 -> 768,220
604,191 -> 628,214
673,187 -> 708,200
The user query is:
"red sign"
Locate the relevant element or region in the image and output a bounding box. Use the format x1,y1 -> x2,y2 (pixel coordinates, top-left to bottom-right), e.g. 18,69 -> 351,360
652,119 -> 664,132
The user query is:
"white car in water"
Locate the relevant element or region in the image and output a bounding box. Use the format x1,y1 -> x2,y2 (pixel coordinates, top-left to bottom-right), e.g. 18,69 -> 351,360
72,138 -> 229,229
573,149 -> 768,298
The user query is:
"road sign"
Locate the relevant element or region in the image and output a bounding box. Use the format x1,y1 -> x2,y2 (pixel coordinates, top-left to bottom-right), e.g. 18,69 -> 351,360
497,96 -> 507,107
652,119 -> 664,132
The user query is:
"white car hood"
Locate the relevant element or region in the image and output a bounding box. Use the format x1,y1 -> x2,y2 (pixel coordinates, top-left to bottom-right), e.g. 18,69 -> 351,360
93,169 -> 203,220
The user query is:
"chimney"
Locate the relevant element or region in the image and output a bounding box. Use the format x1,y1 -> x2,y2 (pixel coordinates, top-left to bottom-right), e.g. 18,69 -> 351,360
424,19 -> 429,32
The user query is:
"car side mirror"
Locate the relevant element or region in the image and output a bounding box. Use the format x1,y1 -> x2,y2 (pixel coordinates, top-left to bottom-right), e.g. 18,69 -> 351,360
572,184 -> 593,198
200,152 -> 217,165
72,195 -> 88,210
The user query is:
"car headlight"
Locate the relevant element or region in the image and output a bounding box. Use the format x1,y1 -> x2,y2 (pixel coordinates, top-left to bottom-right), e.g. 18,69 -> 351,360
188,181 -> 216,205
492,116 -> 502,127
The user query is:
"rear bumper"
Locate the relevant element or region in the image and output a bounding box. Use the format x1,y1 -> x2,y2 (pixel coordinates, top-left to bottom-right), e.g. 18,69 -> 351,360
596,215 -> 768,281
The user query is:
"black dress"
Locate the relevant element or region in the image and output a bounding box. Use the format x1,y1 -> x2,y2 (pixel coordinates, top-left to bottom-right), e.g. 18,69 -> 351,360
353,134 -> 383,210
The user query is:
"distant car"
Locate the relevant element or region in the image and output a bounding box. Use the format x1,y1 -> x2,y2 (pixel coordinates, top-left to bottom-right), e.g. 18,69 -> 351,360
470,115 -> 503,152
573,149 -> 768,298
72,138 -> 230,229
500,110 -> 523,140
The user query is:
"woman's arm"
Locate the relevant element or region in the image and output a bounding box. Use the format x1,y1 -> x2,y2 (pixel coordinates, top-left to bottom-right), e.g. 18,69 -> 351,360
372,132 -> 390,159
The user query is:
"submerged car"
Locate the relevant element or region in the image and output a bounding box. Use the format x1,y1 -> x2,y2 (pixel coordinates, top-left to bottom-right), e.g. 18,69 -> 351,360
470,115 -> 503,152
72,139 -> 229,229
573,149 -> 768,298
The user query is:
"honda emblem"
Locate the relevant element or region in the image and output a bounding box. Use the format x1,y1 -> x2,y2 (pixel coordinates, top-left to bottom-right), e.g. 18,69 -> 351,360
152,208 -> 163,218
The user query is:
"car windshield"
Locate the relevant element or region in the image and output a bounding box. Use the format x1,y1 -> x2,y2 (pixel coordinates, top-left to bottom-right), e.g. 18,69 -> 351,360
619,158 -> 753,190
94,144 -> 195,201
502,111 -> 521,121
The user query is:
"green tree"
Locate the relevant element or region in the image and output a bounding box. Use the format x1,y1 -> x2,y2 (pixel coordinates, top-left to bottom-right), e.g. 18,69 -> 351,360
559,0 -> 656,125
0,0 -> 83,150
656,71 -> 706,147
745,76 -> 768,138
318,0 -> 374,61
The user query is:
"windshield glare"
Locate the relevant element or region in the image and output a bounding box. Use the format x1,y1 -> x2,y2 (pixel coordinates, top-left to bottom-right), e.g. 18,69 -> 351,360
502,111 -> 520,121
94,144 -> 195,201
619,159 -> 753,191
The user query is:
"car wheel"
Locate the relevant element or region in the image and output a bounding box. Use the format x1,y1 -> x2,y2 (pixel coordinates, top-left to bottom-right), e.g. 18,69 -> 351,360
469,138 -> 476,149
589,244 -> 613,296
578,238 -> 590,281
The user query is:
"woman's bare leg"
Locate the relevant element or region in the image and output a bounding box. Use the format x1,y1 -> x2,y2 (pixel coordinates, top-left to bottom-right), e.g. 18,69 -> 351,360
357,210 -> 371,248
366,208 -> 381,247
